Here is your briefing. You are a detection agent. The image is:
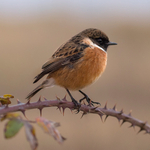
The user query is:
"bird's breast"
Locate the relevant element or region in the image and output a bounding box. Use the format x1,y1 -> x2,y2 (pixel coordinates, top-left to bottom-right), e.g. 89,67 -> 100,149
78,46 -> 107,86
51,47 -> 107,90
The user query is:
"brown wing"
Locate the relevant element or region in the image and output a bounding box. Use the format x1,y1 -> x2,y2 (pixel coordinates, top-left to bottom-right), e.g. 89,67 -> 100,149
33,42 -> 89,83
42,42 -> 76,69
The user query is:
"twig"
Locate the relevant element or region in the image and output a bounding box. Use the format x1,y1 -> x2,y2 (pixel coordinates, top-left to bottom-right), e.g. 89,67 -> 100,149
0,96 -> 149,134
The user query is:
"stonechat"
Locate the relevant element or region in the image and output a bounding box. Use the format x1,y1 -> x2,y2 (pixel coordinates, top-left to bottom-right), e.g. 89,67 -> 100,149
26,28 -> 117,106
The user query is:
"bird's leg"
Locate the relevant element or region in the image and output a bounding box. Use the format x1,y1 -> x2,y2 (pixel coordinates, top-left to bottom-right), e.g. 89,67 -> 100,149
66,89 -> 81,112
79,90 -> 101,106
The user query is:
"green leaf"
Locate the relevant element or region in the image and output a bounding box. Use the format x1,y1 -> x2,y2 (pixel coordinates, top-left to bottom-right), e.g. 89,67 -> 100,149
4,119 -> 24,138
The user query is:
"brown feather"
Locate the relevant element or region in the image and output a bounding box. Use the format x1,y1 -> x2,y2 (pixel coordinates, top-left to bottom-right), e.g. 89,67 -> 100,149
48,46 -> 107,90
34,42 -> 89,83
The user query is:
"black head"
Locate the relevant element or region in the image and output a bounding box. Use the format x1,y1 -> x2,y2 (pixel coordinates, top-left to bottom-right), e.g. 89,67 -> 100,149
80,28 -> 117,51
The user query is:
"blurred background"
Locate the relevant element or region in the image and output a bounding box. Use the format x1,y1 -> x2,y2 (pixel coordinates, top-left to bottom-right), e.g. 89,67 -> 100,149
0,0 -> 150,150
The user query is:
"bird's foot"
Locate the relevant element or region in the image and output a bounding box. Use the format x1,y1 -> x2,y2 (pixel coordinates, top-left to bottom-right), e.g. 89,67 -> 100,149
66,89 -> 81,113
79,92 -> 101,106
71,98 -> 81,113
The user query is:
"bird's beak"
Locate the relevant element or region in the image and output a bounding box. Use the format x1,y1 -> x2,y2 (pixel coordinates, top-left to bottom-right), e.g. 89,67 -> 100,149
107,41 -> 117,46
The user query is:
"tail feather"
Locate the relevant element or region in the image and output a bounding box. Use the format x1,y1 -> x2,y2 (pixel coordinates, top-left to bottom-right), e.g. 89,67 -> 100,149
27,78 -> 55,100
33,72 -> 45,83
26,84 -> 43,100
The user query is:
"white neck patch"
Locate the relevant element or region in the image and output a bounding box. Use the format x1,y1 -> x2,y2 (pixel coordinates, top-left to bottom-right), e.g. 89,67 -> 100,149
82,38 -> 106,53
92,43 -> 106,53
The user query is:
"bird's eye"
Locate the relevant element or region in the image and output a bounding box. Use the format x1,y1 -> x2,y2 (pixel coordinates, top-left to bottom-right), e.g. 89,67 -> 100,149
97,38 -> 103,44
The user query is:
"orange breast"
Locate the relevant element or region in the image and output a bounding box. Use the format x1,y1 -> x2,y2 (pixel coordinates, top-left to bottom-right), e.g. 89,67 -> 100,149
50,47 -> 107,90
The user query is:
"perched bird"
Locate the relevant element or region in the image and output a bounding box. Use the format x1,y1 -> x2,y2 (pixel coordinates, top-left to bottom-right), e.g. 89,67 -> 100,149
26,28 -> 117,106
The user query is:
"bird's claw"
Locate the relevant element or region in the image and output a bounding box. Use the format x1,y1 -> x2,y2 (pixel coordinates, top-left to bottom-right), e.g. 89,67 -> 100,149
79,96 -> 101,106
72,98 -> 81,113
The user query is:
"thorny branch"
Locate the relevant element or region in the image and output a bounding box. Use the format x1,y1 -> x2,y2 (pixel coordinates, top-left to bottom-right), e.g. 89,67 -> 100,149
0,96 -> 150,134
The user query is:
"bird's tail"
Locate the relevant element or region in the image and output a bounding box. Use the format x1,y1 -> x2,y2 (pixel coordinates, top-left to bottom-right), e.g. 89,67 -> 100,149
26,84 -> 43,100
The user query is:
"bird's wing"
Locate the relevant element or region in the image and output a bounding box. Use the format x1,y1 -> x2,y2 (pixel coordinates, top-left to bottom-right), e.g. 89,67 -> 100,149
33,42 -> 89,83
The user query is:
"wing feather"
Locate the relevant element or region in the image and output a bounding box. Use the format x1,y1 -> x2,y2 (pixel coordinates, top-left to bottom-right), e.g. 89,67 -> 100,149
33,42 -> 89,83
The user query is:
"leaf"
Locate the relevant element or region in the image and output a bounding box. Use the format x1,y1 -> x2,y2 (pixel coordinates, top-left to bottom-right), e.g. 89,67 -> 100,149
36,117 -> 66,144
1,113 -> 21,121
0,97 -> 11,105
4,118 -> 24,138
24,122 -> 38,150
0,94 -> 14,105
3,94 -> 14,98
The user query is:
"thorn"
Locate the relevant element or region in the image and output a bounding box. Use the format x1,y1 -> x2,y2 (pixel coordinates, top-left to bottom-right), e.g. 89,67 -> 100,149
104,115 -> 109,122
38,108 -> 43,116
57,106 -> 61,113
128,124 -> 135,131
128,110 -> 132,116
62,107 -> 66,116
21,110 -> 28,120
117,117 -> 121,123
17,99 -> 22,104
56,95 -> 60,101
137,127 -> 144,134
103,102 -> 107,110
38,96 -> 41,102
142,121 -> 148,126
120,120 -> 126,126
62,95 -> 67,101
43,97 -> 47,101
26,100 -> 30,105
81,112 -> 87,118
128,124 -> 134,128
40,109 -> 42,116
119,108 -> 124,115
112,104 -> 116,111
68,107 -> 74,113
145,129 -> 150,134
69,107 -> 73,110
99,114 -> 103,122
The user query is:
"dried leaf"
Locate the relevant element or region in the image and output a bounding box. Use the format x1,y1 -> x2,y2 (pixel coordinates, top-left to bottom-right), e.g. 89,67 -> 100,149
24,122 -> 38,150
4,118 -> 24,138
3,94 -> 14,98
36,117 -> 66,144
0,97 -> 11,105
0,94 -> 14,105
1,113 -> 21,121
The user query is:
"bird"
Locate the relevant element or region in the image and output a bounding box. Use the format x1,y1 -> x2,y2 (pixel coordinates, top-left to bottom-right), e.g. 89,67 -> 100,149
26,28 -> 117,107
